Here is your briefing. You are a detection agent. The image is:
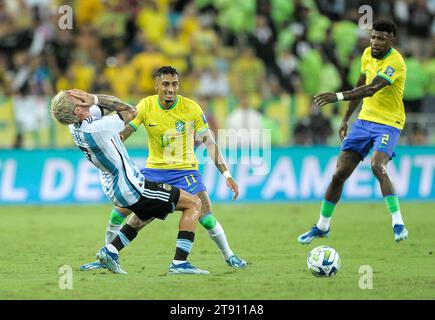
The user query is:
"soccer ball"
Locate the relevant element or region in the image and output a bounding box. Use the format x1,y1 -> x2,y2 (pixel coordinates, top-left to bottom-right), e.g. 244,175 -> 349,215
307,245 -> 341,277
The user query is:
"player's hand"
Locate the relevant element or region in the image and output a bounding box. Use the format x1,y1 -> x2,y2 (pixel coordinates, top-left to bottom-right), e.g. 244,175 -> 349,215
66,89 -> 94,107
338,121 -> 348,141
226,177 -> 239,200
314,92 -> 337,107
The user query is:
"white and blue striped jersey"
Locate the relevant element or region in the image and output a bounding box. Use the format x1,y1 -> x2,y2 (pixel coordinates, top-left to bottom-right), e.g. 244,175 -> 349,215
69,112 -> 145,207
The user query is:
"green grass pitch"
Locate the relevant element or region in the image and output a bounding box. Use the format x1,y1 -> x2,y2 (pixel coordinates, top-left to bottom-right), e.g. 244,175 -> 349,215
0,203 -> 434,299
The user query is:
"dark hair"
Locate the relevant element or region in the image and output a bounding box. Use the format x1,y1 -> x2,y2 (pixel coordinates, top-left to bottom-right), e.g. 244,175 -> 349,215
154,66 -> 178,78
373,19 -> 397,37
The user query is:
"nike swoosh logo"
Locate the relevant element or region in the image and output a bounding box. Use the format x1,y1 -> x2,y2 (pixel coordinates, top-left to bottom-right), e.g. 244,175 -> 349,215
148,123 -> 158,127
189,185 -> 199,192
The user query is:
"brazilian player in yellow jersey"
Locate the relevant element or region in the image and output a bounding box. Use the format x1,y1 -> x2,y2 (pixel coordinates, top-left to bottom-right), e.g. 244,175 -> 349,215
97,66 -> 246,270
129,88 -> 209,171
298,20 -> 408,244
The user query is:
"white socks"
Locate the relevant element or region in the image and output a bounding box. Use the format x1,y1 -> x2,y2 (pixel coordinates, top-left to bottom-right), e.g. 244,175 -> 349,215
316,215 -> 331,232
106,243 -> 119,254
208,222 -> 233,260
391,211 -> 404,227
105,223 -> 123,245
316,211 -> 404,229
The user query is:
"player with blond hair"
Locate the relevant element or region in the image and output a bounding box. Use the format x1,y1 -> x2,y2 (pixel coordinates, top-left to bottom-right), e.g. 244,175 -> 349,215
51,89 -> 209,274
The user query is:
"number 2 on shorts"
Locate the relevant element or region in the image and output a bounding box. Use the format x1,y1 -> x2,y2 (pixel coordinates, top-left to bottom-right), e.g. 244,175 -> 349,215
381,134 -> 389,145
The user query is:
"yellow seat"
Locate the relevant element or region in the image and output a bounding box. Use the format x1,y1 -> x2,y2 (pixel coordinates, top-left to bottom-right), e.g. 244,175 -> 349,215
294,93 -> 312,119
0,98 -> 15,148
264,95 -> 292,145
209,97 -> 229,129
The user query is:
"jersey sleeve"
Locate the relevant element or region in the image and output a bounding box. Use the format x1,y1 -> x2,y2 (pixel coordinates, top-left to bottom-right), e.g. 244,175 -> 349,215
377,55 -> 405,85
96,114 -> 125,134
89,105 -> 104,118
193,103 -> 209,135
129,98 -> 146,131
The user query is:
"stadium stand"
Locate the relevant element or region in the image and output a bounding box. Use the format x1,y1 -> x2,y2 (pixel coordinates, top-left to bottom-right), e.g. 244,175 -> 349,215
0,0 -> 433,149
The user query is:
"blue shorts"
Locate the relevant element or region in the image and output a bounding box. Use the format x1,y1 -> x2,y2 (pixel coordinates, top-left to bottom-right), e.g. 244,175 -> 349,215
341,119 -> 401,160
140,168 -> 207,195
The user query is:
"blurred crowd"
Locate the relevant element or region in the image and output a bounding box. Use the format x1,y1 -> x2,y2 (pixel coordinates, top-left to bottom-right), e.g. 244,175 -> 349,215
0,0 -> 434,149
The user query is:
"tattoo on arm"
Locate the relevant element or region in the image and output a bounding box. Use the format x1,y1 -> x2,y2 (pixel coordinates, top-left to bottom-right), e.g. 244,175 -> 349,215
96,94 -> 137,124
97,106 -> 113,116
119,124 -> 135,142
216,164 -> 227,174
96,95 -> 135,113
202,132 -> 228,174
96,94 -> 120,100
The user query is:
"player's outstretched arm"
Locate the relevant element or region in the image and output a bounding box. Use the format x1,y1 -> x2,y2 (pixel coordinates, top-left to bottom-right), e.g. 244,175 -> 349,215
314,75 -> 389,107
199,130 -> 239,200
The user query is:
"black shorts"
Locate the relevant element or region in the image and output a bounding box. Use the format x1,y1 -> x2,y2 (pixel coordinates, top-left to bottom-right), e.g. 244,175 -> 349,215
126,180 -> 180,221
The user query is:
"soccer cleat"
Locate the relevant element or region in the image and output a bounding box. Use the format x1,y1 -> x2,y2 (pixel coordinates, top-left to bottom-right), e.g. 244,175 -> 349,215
168,262 -> 209,275
96,247 -> 128,275
79,261 -> 107,271
226,255 -> 247,268
297,225 -> 329,244
393,224 -> 408,242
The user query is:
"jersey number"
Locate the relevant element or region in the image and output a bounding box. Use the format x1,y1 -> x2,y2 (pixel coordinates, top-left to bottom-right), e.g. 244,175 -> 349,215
381,134 -> 389,145
184,175 -> 197,186
161,134 -> 170,148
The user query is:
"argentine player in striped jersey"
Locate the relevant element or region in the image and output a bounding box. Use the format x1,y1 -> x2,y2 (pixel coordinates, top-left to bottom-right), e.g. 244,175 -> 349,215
82,66 -> 247,271
298,20 -> 408,244
51,89 -> 209,274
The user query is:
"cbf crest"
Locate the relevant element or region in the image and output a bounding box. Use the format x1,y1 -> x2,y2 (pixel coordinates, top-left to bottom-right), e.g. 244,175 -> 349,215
384,66 -> 395,77
175,120 -> 185,133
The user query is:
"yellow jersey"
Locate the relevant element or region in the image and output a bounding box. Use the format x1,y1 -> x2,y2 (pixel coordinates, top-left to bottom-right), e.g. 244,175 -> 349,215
130,95 -> 209,170
359,47 -> 407,129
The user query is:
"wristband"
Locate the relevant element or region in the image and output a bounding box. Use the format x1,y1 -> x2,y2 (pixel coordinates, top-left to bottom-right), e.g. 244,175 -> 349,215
336,92 -> 344,101
223,171 -> 232,179
93,94 -> 99,105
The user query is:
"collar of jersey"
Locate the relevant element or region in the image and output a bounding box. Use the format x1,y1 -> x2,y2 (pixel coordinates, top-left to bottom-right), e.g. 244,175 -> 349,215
157,95 -> 179,111
377,47 -> 393,60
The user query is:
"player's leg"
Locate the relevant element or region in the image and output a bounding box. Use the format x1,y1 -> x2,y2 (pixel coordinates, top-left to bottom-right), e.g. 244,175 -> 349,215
169,189 -> 209,274
325,151 -> 362,201
80,207 -> 150,271
107,214 -> 154,253
298,150 -> 361,244
105,206 -> 130,245
197,191 -> 247,268
371,124 -> 408,241
80,206 -> 131,271
96,180 -> 181,275
106,206 -> 151,246
371,151 -> 408,242
371,151 -> 395,196
298,119 -> 373,244
92,214 -> 154,274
